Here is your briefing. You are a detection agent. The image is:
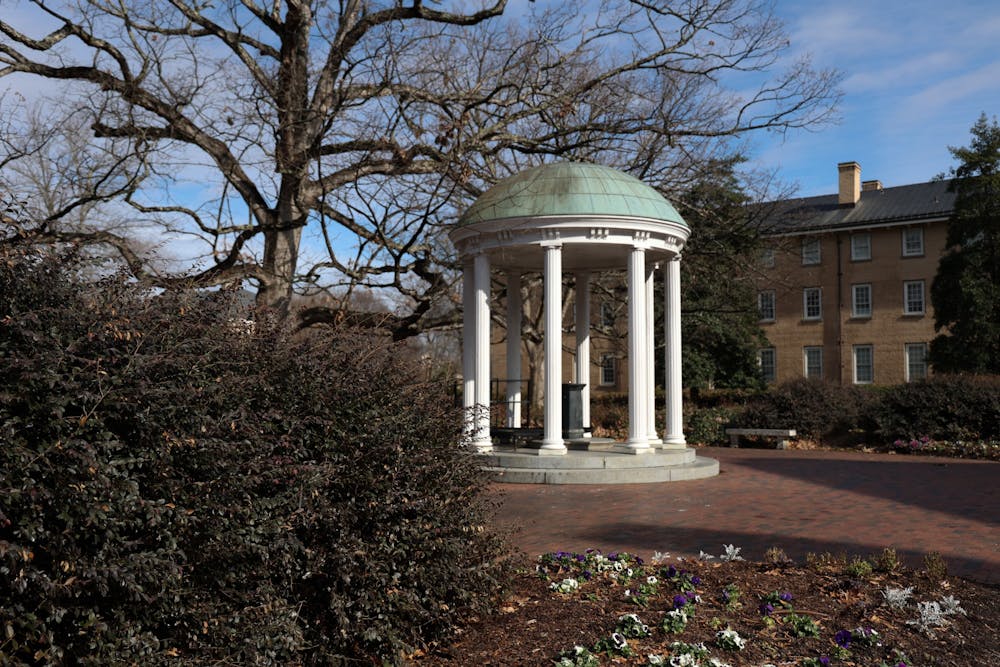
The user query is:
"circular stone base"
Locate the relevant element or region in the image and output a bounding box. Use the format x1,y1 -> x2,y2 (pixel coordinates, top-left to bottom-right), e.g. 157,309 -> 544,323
482,446 -> 718,484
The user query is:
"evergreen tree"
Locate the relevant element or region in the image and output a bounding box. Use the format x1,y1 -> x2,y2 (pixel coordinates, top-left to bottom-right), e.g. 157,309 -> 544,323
673,157 -> 768,389
930,113 -> 1000,373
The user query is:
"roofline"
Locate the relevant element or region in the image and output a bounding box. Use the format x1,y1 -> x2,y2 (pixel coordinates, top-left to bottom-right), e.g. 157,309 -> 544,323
765,213 -> 951,237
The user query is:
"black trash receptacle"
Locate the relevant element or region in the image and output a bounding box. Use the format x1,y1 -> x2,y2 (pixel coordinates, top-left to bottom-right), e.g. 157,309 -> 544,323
561,383 -> 586,439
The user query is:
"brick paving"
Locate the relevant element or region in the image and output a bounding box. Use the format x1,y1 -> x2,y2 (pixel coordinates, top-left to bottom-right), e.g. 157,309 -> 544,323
492,446 -> 1000,583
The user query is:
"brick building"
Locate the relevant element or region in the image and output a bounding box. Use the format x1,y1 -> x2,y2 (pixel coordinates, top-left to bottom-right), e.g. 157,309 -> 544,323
757,162 -> 955,385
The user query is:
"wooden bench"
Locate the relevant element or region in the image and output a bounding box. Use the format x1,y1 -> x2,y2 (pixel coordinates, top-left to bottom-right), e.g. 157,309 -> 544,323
725,428 -> 797,450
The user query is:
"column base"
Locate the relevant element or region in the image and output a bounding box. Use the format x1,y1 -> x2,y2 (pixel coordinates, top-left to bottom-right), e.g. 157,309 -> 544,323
526,441 -> 568,456
471,439 -> 494,454
614,442 -> 655,455
662,435 -> 687,449
647,437 -> 664,448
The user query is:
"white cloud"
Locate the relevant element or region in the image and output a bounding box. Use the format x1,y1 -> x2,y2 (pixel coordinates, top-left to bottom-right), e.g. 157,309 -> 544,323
842,51 -> 960,94
902,60 -> 1000,119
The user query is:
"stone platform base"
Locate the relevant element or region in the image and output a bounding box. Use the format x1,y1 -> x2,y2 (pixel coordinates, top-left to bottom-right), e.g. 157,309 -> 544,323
482,444 -> 718,484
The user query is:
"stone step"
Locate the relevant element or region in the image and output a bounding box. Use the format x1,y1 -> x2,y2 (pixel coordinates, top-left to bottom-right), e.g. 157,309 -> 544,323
485,447 -> 695,470
484,454 -> 719,485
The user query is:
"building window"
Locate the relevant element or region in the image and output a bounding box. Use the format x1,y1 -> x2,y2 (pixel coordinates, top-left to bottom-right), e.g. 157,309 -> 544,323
760,247 -> 775,268
759,348 -> 776,383
902,228 -> 924,257
803,287 -> 822,320
758,290 -> 776,321
801,238 -> 821,265
903,280 -> 925,314
803,346 -> 823,379
905,343 -> 928,381
853,345 -> 874,384
852,283 -> 872,318
851,233 -> 872,261
600,301 -> 615,328
599,354 -> 616,386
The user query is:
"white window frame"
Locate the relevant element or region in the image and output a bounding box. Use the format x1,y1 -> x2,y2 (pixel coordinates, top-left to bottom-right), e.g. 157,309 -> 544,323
905,343 -> 928,382
803,346 -> 823,379
801,238 -> 821,265
903,280 -> 925,315
851,283 -> 872,318
758,290 -> 776,322
599,354 -> 617,387
803,287 -> 822,320
853,345 -> 874,384
851,233 -> 872,261
759,348 -> 776,383
902,228 -> 924,257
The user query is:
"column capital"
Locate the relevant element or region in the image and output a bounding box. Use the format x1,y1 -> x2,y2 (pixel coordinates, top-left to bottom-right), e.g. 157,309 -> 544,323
541,230 -> 562,247
631,231 -> 651,249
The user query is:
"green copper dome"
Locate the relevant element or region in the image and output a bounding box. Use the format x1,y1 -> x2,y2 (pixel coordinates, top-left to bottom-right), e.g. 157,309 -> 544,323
458,162 -> 688,228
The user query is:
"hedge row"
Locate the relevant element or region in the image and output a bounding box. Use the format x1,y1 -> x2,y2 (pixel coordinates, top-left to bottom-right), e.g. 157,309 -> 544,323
0,248 -> 508,665
721,376 -> 1000,446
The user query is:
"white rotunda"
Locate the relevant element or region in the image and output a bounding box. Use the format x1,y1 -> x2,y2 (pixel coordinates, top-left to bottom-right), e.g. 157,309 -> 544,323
449,162 -> 718,483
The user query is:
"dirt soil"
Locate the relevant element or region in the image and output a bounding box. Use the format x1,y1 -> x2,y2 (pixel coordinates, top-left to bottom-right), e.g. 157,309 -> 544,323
412,552 -> 1000,667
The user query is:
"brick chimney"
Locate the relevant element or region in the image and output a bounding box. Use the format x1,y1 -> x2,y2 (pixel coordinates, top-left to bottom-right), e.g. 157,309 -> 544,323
862,179 -> 883,191
838,161 -> 861,206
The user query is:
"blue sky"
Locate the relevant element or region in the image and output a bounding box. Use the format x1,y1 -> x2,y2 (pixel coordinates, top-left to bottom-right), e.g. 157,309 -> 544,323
747,0 -> 1000,196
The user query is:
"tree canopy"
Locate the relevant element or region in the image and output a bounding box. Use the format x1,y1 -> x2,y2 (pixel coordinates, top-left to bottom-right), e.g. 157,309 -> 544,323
1,0 -> 840,338
930,113 -> 1000,373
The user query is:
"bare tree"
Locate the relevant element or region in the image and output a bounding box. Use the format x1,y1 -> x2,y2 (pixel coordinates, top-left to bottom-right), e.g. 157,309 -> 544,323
0,0 -> 840,338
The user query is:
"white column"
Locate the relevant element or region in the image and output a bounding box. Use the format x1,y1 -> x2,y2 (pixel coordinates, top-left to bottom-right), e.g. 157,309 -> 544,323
462,258 -> 475,418
472,252 -> 493,452
574,271 -> 591,437
664,255 -> 686,447
620,243 -> 651,453
505,271 -> 522,429
646,264 -> 661,446
539,242 -> 567,454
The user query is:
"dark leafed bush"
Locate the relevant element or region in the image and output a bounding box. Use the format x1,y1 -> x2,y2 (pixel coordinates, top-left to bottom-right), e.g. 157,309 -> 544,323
730,378 -> 869,441
865,374 -> 1000,442
683,406 -> 739,446
0,247 -> 508,665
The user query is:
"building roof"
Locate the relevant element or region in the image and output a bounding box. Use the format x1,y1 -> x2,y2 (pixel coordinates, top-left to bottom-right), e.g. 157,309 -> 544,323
768,179 -> 956,235
457,162 -> 688,228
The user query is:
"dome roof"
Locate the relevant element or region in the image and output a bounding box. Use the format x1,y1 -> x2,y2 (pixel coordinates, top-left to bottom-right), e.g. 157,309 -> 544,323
458,162 -> 688,228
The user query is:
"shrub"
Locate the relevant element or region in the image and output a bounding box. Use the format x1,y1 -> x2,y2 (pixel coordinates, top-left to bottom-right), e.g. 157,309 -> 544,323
590,393 -> 628,440
684,406 -> 740,446
866,375 -> 1000,442
0,247 -> 508,665
731,379 -> 868,441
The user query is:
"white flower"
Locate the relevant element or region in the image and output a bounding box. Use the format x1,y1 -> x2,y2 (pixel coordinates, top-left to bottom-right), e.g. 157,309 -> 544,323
715,628 -> 746,650
614,560 -> 624,571
647,575 -> 658,585
550,577 -> 580,593
670,655 -> 697,667
627,567 -> 634,577
698,550 -> 716,561
647,654 -> 665,666
612,632 -> 627,650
